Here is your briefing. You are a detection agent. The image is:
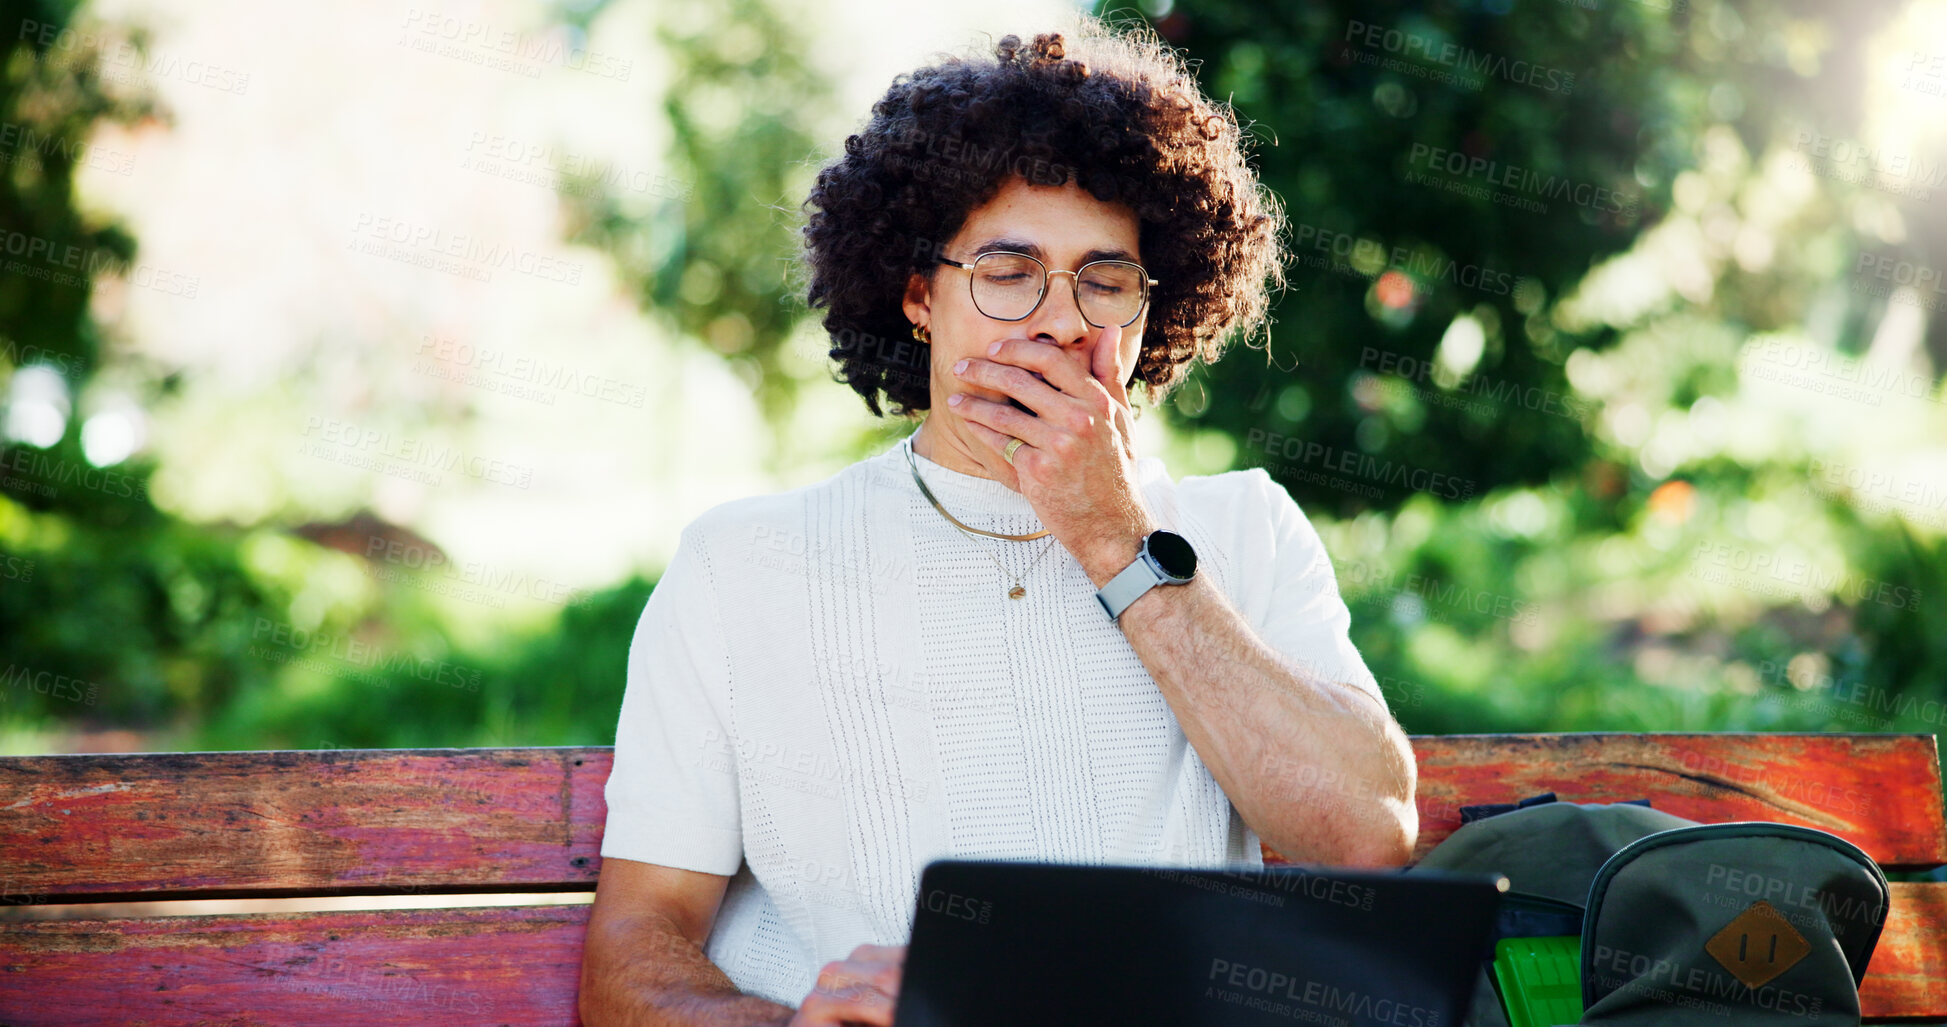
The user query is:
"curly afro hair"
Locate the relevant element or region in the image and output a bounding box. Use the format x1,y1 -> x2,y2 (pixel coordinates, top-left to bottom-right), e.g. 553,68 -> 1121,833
802,20 -> 1286,418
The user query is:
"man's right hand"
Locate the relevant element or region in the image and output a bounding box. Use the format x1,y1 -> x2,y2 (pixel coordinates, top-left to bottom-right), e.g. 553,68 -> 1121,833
788,943 -> 906,1026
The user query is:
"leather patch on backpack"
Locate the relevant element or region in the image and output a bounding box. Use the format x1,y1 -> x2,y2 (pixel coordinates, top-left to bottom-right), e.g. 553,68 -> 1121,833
1705,900 -> 1812,989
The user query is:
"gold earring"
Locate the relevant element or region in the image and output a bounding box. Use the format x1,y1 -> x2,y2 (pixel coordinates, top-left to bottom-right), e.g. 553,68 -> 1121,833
911,323 -> 930,345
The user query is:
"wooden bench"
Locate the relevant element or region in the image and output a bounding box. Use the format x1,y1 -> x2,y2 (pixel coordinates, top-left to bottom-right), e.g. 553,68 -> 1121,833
1,733 -> 1941,1024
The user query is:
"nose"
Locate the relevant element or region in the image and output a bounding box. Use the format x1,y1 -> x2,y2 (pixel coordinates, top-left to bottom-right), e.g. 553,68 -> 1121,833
1022,270 -> 1091,351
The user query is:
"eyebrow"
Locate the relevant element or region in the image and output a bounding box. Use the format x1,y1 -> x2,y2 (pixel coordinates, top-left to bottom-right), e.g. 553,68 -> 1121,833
969,236 -> 1140,266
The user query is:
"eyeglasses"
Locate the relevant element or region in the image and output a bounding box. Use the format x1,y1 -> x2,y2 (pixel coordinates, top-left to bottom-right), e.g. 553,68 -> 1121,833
937,251 -> 1158,329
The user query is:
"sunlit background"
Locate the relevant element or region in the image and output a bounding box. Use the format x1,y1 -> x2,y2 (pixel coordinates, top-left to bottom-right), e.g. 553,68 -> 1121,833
1,0 -> 1943,761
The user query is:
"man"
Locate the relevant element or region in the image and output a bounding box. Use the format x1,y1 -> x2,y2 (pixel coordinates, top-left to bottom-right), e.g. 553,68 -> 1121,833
580,25 -> 1416,1027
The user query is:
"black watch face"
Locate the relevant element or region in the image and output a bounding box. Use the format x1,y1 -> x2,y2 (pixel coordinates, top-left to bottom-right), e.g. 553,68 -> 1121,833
1146,530 -> 1196,581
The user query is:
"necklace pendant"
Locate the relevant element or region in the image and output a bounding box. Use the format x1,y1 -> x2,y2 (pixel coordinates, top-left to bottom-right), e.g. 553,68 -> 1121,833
1007,585 -> 1026,600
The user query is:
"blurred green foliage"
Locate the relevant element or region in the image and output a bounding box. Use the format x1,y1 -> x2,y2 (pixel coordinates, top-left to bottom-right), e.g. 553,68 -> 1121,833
0,0 -> 651,752
1,0 -> 1943,763
1129,0 -> 1945,739
563,0 -> 830,459
1160,0 -> 1924,513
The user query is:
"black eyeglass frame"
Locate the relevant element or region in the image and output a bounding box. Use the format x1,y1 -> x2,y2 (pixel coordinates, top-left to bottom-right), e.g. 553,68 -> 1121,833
936,252 -> 1160,329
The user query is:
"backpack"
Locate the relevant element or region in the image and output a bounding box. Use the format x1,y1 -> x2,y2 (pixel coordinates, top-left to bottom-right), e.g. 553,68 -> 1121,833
1408,795 -> 1891,1026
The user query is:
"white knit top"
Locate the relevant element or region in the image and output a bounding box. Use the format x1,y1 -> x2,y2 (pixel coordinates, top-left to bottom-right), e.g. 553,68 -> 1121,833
600,430 -> 1382,1006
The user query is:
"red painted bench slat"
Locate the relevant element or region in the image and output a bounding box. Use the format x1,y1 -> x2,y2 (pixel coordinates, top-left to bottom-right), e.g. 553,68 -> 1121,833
1861,881 -> 1947,1021
1266,733 -> 1945,870
0,748 -> 612,901
0,905 -> 587,1026
0,886 -> 1940,1022
4,735 -> 1938,903
0,735 -> 1940,1021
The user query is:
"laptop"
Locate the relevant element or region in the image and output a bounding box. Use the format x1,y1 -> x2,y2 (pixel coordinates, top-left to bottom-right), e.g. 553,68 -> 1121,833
893,859 -> 1505,1027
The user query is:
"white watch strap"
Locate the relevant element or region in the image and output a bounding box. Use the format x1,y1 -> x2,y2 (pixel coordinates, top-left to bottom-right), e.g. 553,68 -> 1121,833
1095,551 -> 1161,621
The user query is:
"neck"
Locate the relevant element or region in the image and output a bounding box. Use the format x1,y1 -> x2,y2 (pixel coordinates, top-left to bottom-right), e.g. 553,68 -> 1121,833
912,416 -> 1015,488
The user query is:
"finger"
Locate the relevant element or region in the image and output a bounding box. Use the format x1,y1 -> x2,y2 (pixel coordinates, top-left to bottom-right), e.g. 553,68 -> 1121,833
953,354 -> 1068,416
798,989 -> 896,1027
1090,323 -> 1138,460
1090,322 -> 1129,406
984,338 -> 1096,398
1110,401 -> 1135,459
827,966 -> 900,1003
950,394 -> 1054,453
818,957 -> 901,994
957,415 -> 1034,476
848,943 -> 907,964
808,968 -> 898,1021
833,964 -> 900,1007
831,956 -> 904,995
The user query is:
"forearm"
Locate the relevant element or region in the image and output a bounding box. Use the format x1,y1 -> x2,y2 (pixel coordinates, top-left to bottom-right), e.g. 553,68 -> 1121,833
1084,543 -> 1417,866
580,912 -> 795,1027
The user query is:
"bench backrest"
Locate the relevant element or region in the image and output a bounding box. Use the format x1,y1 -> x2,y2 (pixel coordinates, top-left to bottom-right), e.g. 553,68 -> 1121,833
0,734 -> 1940,1023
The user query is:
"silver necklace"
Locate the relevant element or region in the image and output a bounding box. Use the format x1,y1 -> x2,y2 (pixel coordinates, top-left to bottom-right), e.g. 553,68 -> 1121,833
906,437 -> 1060,599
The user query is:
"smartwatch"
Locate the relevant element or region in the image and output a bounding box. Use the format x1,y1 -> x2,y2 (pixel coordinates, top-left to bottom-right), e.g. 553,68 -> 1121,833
1094,530 -> 1197,622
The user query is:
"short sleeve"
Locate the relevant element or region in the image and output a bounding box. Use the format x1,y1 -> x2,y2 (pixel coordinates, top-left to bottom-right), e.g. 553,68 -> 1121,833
600,525 -> 745,875
1246,469 -> 1387,708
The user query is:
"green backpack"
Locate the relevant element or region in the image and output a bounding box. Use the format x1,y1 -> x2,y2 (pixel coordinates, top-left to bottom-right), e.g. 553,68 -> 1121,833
1409,795 -> 1891,1026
